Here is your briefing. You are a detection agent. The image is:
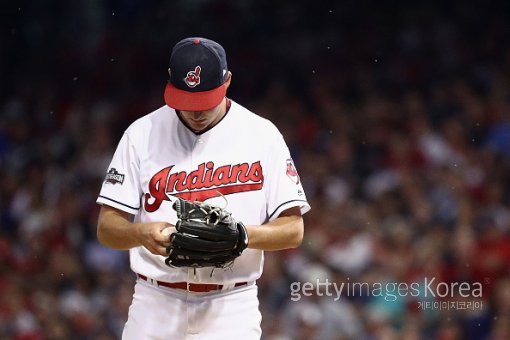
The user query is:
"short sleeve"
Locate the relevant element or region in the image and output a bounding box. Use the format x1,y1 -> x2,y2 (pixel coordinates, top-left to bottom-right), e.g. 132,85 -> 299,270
264,131 -> 311,221
96,132 -> 142,215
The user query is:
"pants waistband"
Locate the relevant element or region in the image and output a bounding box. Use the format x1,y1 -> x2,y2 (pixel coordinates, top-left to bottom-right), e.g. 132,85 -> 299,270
136,274 -> 249,293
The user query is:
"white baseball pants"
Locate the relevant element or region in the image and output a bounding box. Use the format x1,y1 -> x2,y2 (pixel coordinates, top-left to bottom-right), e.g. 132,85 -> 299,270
122,279 -> 262,339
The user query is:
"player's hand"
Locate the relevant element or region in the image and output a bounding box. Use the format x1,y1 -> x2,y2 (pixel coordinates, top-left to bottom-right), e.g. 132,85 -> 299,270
134,222 -> 175,256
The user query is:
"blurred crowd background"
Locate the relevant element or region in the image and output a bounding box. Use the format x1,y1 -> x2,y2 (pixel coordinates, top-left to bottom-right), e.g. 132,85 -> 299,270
2,1 -> 510,339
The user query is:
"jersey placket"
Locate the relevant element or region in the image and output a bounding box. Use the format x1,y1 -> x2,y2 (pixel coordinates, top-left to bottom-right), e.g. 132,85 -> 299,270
187,133 -> 206,283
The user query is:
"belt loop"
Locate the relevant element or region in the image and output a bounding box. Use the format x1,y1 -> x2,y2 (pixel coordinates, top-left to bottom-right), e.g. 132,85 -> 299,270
187,282 -> 191,292
138,274 -> 158,287
221,283 -> 235,291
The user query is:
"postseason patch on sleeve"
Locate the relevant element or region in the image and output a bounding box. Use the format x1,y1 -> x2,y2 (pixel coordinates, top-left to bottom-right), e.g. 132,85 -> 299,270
105,168 -> 125,185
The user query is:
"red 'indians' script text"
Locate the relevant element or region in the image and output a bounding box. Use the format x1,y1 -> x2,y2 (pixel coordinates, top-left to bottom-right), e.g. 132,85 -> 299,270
144,161 -> 263,212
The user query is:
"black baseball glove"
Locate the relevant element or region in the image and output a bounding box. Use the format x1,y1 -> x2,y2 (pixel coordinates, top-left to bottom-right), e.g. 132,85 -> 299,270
165,198 -> 249,268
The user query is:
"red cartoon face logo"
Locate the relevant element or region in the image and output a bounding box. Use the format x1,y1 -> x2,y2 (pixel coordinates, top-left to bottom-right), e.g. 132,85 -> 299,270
286,158 -> 300,184
184,66 -> 201,88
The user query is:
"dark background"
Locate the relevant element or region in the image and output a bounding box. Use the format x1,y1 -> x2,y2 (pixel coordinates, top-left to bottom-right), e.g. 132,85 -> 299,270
2,1 -> 510,339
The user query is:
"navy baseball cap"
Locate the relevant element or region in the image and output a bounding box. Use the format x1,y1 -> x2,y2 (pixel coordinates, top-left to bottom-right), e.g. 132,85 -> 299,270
164,37 -> 229,111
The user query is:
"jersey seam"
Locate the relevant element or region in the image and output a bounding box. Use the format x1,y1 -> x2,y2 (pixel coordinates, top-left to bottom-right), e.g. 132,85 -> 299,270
98,195 -> 140,211
268,199 -> 308,220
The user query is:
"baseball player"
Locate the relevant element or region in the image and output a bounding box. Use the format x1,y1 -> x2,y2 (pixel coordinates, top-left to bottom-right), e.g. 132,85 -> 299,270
96,37 -> 310,339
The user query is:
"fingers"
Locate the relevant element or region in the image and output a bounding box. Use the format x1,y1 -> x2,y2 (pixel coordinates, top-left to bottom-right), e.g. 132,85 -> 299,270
139,222 -> 176,256
146,242 -> 168,256
158,225 -> 176,248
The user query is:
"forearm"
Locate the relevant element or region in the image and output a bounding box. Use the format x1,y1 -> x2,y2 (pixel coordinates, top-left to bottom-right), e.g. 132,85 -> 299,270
97,206 -> 173,256
97,206 -> 141,250
246,211 -> 304,251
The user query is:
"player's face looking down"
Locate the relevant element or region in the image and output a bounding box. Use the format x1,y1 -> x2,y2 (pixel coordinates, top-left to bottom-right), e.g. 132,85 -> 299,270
178,72 -> 232,133
179,101 -> 225,132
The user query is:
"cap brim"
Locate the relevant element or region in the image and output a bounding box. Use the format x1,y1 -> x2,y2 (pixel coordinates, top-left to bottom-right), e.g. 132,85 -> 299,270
164,82 -> 227,111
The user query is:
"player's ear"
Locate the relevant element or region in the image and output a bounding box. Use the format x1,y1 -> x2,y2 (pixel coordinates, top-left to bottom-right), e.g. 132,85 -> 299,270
224,71 -> 232,89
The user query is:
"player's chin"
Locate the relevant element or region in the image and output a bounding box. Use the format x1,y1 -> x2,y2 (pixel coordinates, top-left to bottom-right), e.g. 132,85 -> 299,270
188,119 -> 209,129
191,123 -> 208,131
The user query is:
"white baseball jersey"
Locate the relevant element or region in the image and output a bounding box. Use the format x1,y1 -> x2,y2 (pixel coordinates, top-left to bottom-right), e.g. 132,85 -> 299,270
97,100 -> 310,284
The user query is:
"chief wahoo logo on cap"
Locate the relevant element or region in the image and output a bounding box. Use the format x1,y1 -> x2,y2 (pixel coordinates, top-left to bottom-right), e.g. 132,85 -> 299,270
184,66 -> 201,88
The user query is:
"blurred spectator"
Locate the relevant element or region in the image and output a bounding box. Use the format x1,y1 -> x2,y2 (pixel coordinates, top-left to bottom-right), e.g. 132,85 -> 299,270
2,1 -> 510,338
